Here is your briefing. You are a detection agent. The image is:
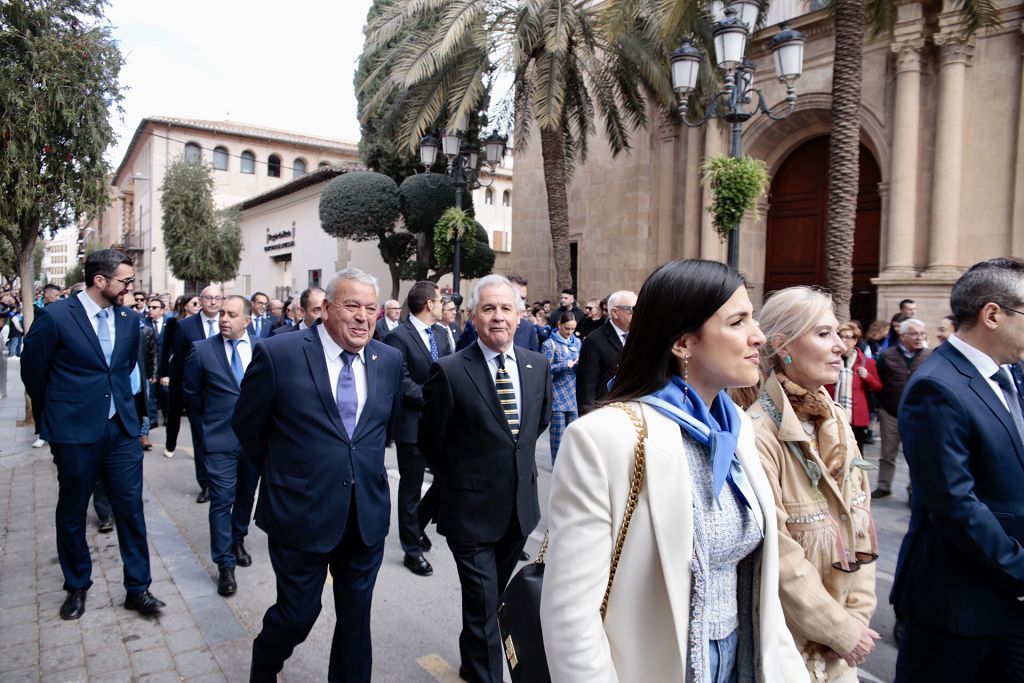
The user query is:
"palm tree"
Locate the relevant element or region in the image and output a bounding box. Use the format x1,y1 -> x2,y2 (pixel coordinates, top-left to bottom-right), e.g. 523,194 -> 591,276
360,0 -> 676,290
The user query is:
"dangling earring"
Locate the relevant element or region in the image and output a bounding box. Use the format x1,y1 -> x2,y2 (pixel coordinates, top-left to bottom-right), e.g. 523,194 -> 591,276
682,354 -> 690,403
784,355 -> 793,365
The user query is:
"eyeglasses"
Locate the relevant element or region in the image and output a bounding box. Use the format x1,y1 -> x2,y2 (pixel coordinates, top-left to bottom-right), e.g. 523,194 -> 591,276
832,551 -> 879,574
613,305 -> 634,313
839,334 -> 856,341
106,275 -> 136,286
147,305 -> 163,310
200,295 -> 222,302
902,331 -> 927,338
1002,305 -> 1024,316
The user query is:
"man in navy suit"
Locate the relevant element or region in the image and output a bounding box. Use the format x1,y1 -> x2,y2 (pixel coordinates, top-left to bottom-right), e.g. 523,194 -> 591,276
892,258 -> 1024,681
144,296 -> 170,426
21,249 -> 165,620
246,291 -> 273,339
383,280 -> 452,576
270,287 -> 324,336
233,268 -> 403,683
168,284 -> 222,501
184,295 -> 261,597
375,298 -> 402,340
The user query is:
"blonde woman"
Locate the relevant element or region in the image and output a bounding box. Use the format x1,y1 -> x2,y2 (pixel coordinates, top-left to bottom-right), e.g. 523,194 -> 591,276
748,287 -> 880,682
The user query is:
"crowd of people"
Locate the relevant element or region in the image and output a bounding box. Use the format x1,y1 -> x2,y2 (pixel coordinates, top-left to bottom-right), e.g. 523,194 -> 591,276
11,249 -> 1024,682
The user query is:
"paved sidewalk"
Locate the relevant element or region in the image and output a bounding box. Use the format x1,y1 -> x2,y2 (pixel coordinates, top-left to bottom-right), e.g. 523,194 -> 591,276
0,359 -> 251,683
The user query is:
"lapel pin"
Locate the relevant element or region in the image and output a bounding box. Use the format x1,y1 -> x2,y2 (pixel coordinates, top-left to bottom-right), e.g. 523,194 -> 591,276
526,364 -> 533,369
120,311 -> 126,317
371,354 -> 378,361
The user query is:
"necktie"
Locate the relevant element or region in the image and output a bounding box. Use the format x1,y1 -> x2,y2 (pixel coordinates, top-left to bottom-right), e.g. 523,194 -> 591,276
427,327 -> 439,361
253,317 -> 261,336
496,353 -> 519,438
206,318 -> 215,338
229,339 -> 244,384
96,309 -> 115,418
992,368 -> 1024,446
337,351 -> 358,437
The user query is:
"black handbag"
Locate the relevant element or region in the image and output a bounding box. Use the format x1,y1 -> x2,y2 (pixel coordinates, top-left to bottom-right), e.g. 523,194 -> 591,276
497,403 -> 648,683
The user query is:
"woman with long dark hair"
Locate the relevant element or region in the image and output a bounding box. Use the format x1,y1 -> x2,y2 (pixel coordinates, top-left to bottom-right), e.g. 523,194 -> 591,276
540,260 -> 807,682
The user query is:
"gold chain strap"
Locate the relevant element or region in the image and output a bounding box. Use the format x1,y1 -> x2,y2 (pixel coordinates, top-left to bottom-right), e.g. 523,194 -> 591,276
600,402 -> 648,619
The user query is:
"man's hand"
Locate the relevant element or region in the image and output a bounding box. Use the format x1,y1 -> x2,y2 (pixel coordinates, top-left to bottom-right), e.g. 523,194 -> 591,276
160,376 -> 170,387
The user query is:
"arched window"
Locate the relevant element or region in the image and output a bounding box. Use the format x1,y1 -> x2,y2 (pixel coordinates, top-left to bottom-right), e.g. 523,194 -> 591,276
318,160 -> 330,169
184,142 -> 201,163
240,150 -> 255,174
485,188 -> 494,205
502,190 -> 511,207
213,146 -> 229,171
293,158 -> 307,179
268,154 -> 281,178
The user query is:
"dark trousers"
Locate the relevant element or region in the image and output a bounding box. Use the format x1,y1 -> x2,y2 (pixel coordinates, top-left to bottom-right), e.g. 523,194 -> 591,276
51,417 -> 151,594
447,521 -> 528,683
165,383 -> 184,451
184,404 -> 208,491
147,382 -> 166,426
896,617 -> 1024,682
251,502 -> 385,682
396,442 -> 428,556
233,454 -> 259,545
93,480 -> 111,522
206,450 -> 243,568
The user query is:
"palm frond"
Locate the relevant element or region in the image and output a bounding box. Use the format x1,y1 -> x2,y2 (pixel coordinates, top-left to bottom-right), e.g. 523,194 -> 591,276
437,0 -> 487,60
531,48 -> 567,129
949,0 -> 1001,35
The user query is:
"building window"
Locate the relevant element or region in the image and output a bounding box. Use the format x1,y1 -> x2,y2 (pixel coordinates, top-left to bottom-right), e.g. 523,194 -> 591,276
309,269 -> 322,289
502,190 -> 511,207
241,150 -> 255,174
293,158 -> 307,178
318,161 -> 330,169
485,188 -> 494,205
213,146 -> 229,171
268,154 -> 282,177
184,142 -> 201,163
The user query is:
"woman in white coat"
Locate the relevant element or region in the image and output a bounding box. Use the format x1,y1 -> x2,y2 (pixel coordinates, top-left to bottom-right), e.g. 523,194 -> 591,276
540,259 -> 808,683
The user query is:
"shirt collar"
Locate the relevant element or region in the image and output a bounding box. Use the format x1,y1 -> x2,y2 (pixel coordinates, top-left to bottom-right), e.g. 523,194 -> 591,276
477,338 -> 516,364
947,333 -> 1000,380
77,290 -> 109,318
201,312 -> 219,324
225,332 -> 251,347
317,323 -> 366,364
409,314 -> 433,334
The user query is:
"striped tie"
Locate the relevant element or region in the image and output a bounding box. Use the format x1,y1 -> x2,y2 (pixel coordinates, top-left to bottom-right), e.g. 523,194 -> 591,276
496,353 -> 519,438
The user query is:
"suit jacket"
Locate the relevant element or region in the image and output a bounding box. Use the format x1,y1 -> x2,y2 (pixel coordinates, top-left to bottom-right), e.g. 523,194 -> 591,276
231,328 -> 404,553
890,341 -> 1024,636
576,321 -> 625,415
453,317 -> 539,352
21,295 -> 141,443
375,317 -> 398,341
170,314 -> 215,381
382,317 -> 452,443
157,315 -> 179,378
270,322 -> 302,337
418,342 -> 552,543
246,315 -> 273,339
183,334 -> 261,453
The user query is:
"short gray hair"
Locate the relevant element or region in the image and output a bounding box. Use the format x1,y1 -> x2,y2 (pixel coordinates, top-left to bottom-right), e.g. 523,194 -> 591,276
467,274 -> 523,313
325,267 -> 379,302
607,290 -> 636,309
899,318 -> 925,334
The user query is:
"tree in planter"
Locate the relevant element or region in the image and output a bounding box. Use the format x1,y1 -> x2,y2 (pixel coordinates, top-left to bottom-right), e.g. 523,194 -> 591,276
433,208 -> 495,278
0,0 -> 123,330
160,156 -> 242,285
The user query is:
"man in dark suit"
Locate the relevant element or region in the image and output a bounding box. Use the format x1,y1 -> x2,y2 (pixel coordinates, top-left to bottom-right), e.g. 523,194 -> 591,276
383,280 -> 452,576
247,291 -> 273,339
575,289 -> 635,414
233,268 -> 404,683
21,249 -> 165,620
184,295 -> 261,597
891,258 -> 1024,681
441,296 -> 460,351
375,298 -> 402,340
270,287 -> 324,336
144,296 -> 169,427
419,274 -> 552,683
168,284 -> 222,501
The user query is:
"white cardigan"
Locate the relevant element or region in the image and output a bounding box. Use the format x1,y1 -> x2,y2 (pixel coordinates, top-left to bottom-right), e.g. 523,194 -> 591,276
540,402 -> 809,683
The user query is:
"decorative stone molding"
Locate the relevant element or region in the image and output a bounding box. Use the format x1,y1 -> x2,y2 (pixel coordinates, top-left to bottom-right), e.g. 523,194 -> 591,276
933,32 -> 975,66
890,38 -> 926,73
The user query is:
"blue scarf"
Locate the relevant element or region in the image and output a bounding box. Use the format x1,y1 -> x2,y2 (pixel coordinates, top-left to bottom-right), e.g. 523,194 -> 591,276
637,375 -> 751,509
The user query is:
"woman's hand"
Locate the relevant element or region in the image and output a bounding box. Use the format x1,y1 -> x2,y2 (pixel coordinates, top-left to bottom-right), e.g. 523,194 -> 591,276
567,359 -> 576,369
856,367 -> 868,379
836,625 -> 880,667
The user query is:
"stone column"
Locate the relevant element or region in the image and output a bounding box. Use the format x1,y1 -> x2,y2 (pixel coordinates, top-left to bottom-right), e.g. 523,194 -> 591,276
1013,22 -> 1024,259
883,36 -> 925,276
926,30 -> 974,276
700,124 -> 727,262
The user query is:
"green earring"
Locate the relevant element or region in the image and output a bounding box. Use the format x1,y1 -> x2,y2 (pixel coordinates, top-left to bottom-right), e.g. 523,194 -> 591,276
784,355 -> 793,365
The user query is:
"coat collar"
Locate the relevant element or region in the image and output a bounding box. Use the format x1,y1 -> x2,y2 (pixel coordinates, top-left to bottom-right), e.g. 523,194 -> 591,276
461,342 -> 521,442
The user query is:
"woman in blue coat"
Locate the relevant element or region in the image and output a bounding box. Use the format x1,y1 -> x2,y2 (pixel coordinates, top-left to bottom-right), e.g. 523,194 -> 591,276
541,311 -> 580,463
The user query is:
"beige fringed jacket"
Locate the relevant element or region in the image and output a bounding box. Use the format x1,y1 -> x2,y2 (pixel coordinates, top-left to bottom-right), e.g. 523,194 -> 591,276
747,373 -> 878,683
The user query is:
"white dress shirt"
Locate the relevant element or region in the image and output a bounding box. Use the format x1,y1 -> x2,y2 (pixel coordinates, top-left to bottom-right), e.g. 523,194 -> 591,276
200,313 -> 220,338
612,321 -> 628,347
386,317 -> 400,332
318,323 -> 368,426
478,339 -> 521,413
78,290 -> 115,346
223,332 -> 253,373
152,317 -> 163,337
947,334 -> 1009,411
409,314 -> 436,355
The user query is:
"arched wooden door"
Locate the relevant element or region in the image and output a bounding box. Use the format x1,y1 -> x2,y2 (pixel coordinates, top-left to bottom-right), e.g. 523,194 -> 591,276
764,136 -> 881,326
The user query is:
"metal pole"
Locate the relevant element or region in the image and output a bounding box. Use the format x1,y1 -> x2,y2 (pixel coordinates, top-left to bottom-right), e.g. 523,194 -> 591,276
727,118 -> 743,270
451,154 -> 464,301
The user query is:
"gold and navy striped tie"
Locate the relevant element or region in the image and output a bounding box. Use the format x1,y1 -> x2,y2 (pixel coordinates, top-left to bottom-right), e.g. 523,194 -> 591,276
496,353 -> 519,437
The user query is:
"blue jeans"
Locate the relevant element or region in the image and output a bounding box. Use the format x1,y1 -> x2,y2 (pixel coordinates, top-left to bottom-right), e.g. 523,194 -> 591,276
708,629 -> 739,683
6,336 -> 22,357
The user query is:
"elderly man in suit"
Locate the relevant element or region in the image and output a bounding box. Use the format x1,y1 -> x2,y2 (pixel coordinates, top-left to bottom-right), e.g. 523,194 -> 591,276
383,280 -> 452,577
234,268 -> 404,683
891,258 -> 1024,681
184,295 -> 261,596
575,289 -> 636,415
270,287 -> 324,336
419,274 -> 552,683
21,249 -> 165,620
375,298 -> 402,339
247,291 -> 273,339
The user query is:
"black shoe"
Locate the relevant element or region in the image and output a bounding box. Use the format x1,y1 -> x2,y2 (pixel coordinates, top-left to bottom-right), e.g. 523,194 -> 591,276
60,589 -> 87,620
871,488 -> 891,500
97,518 -> 114,533
124,590 -> 166,614
403,553 -> 433,576
196,488 -> 210,504
217,567 -> 237,597
520,551 -> 531,562
420,533 -> 432,552
232,543 -> 252,567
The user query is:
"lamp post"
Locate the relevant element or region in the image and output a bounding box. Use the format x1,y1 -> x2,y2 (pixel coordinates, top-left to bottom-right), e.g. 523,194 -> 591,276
671,0 -> 805,269
418,114 -> 506,304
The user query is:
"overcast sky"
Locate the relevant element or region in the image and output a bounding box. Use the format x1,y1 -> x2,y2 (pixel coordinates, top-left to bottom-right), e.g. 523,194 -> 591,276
105,0 -> 375,164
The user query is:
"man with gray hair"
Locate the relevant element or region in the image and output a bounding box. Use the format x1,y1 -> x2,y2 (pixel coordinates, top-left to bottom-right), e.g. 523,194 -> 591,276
575,289 -> 637,415
874,317 -> 931,499
233,268 -> 404,682
419,274 -> 552,683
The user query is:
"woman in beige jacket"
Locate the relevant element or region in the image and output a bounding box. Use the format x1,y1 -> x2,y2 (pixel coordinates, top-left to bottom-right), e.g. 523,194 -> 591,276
540,260 -> 808,683
747,287 -> 880,682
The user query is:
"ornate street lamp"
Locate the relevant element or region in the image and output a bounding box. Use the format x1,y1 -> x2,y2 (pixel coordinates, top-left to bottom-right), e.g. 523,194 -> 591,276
671,5 -> 805,269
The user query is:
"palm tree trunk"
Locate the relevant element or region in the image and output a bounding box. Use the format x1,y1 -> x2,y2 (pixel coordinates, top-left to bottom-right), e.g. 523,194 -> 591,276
825,0 -> 864,323
539,126 -> 574,292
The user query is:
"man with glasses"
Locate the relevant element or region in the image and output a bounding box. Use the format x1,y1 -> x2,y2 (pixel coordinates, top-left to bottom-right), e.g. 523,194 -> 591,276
21,249 -> 165,620
168,285 -> 223,501
132,292 -> 148,317
576,289 -> 636,415
146,297 -> 169,427
247,291 -> 273,338
271,288 -> 324,336
873,318 -> 931,500
375,299 -> 402,340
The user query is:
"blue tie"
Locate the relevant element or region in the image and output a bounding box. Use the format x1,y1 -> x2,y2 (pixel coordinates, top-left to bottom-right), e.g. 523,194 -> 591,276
428,327 -> 439,361
336,351 -> 358,437
229,339 -> 245,385
254,317 -> 262,336
96,309 -> 115,417
206,318 -> 216,338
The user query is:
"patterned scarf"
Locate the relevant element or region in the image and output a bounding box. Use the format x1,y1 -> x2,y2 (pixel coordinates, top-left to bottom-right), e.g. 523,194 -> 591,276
832,352 -> 855,420
778,374 -> 848,482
